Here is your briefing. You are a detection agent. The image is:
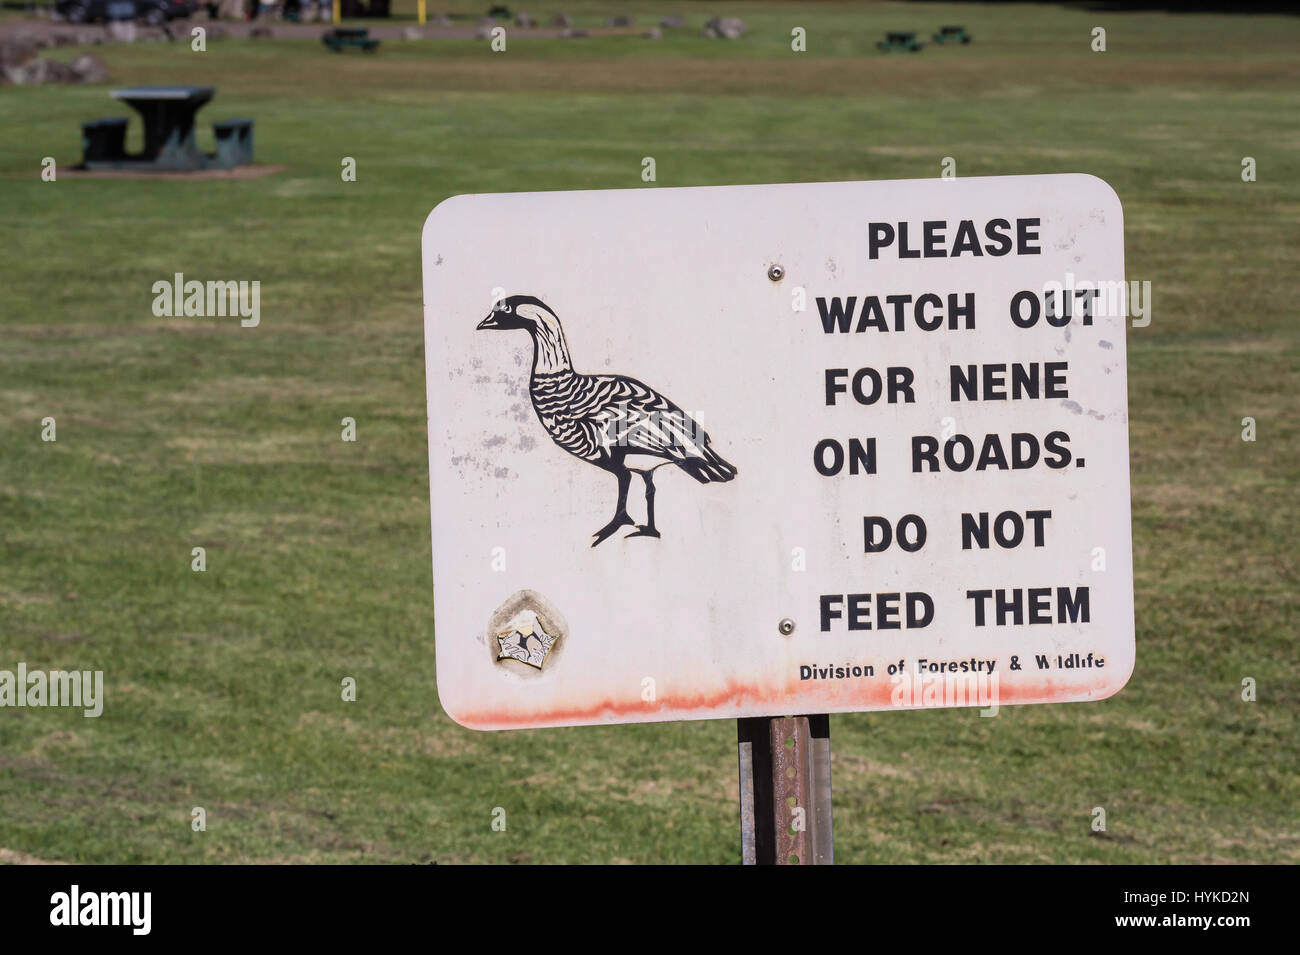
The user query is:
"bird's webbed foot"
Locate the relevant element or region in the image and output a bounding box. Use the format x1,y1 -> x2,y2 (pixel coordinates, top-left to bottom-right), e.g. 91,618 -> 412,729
625,526 -> 661,539
591,511 -> 635,547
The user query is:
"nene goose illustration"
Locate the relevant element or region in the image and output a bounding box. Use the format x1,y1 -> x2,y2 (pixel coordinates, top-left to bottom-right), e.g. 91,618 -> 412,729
477,295 -> 737,546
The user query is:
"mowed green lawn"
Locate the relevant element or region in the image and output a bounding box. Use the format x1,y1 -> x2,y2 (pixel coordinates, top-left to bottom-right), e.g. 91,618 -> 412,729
0,2 -> 1297,863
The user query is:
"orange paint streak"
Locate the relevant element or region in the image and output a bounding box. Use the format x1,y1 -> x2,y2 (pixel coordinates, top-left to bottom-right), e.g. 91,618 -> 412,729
450,672 -> 1124,730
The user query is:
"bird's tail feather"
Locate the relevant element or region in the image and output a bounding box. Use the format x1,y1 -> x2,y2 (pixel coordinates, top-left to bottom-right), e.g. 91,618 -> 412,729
680,445 -> 737,484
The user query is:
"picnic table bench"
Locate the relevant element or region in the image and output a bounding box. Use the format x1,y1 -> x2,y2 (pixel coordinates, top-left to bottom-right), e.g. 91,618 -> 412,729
79,86 -> 254,172
323,27 -> 380,52
933,25 -> 972,45
877,31 -> 924,52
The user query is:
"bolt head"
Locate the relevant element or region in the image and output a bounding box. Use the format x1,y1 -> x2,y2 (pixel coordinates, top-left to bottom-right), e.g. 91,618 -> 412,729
767,264 -> 785,282
779,618 -> 795,636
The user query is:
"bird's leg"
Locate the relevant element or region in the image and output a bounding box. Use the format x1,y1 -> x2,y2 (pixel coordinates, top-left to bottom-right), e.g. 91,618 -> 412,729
591,468 -> 635,547
626,467 -> 662,539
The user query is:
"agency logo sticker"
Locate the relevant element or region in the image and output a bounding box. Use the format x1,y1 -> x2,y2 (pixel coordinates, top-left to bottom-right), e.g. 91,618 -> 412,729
496,614 -> 560,669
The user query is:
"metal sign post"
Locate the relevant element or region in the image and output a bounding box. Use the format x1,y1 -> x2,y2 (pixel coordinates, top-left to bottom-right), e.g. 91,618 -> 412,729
738,715 -> 832,864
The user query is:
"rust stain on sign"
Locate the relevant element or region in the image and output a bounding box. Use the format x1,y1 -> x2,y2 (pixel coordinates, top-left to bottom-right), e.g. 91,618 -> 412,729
448,672 -> 1122,730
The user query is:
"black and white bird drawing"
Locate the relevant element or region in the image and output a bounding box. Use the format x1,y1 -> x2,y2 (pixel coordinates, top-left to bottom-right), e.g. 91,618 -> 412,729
477,295 -> 737,546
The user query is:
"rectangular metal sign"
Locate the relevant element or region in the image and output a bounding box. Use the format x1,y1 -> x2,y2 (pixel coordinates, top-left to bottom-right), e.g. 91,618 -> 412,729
423,175 -> 1134,730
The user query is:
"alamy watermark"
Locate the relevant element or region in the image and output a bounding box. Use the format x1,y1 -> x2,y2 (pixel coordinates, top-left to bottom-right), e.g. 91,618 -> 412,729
0,663 -> 103,717
1037,272 -> 1152,328
151,272 -> 260,327
602,404 -> 707,446
50,885 -> 150,935
890,667 -> 1000,716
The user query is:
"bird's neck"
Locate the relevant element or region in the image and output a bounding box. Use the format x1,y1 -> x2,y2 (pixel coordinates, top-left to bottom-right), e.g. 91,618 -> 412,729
529,321 -> 573,375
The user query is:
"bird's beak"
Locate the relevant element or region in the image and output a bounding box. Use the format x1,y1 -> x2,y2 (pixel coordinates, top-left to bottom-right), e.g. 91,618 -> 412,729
476,312 -> 500,330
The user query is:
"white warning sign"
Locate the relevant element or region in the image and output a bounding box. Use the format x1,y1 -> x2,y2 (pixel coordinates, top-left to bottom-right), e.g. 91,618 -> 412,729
423,174 -> 1134,729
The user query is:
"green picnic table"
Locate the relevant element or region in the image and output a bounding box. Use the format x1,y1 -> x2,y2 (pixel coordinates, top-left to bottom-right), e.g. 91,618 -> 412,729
933,25 -> 972,45
323,27 -> 380,52
80,86 -> 253,171
877,31 -> 924,52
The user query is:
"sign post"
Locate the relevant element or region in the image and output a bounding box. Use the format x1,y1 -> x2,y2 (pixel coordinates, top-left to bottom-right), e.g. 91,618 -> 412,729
422,174 -> 1133,863
738,715 -> 832,864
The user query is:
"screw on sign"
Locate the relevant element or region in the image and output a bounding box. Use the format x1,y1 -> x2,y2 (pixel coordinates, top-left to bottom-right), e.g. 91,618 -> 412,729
422,176 -> 1133,863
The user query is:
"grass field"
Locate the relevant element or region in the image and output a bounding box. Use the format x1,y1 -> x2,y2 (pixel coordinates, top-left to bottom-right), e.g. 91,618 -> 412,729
1,1 -> 1297,864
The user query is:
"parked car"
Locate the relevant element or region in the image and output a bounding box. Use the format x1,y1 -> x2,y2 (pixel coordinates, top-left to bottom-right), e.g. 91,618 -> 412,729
56,0 -> 196,25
